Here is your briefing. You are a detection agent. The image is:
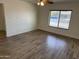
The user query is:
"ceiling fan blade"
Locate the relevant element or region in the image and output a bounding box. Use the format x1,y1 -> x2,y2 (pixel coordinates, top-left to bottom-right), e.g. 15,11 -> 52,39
48,1 -> 53,4
40,0 -> 43,1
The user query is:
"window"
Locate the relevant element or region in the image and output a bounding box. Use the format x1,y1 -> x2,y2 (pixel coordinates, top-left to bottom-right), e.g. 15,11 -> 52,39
49,10 -> 72,29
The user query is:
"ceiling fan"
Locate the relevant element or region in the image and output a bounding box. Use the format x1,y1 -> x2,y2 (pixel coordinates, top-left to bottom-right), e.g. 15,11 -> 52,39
37,0 -> 53,6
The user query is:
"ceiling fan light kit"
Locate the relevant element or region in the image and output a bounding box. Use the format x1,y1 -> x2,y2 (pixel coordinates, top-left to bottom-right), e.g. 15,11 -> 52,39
40,2 -> 45,6
37,0 -> 53,6
37,2 -> 40,5
37,1 -> 45,6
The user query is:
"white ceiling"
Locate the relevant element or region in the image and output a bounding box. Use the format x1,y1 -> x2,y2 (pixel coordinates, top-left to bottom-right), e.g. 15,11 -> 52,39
25,0 -> 79,3
51,0 -> 79,2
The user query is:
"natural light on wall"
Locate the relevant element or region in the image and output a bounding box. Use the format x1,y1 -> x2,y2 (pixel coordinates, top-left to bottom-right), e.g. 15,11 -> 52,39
49,10 -> 72,29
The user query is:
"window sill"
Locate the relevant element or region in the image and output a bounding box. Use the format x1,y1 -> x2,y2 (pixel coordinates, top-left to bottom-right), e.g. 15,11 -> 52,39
48,25 -> 69,30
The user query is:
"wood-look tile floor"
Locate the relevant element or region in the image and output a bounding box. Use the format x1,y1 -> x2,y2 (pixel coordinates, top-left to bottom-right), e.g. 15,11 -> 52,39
0,30 -> 79,59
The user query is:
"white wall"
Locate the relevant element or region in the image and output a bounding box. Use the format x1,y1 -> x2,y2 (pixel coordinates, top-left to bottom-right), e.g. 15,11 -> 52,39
0,4 -> 5,31
38,3 -> 79,39
0,0 -> 37,37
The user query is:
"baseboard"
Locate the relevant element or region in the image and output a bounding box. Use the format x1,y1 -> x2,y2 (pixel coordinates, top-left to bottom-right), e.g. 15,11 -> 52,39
37,29 -> 79,40
7,29 -> 37,38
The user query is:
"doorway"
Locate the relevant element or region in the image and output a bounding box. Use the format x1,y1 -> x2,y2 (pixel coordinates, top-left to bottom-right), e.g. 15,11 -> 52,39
0,4 -> 6,38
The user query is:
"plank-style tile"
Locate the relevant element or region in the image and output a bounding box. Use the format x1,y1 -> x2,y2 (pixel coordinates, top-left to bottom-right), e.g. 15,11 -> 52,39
0,30 -> 79,59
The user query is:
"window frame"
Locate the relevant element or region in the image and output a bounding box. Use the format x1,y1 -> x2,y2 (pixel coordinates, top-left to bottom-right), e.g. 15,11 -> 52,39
48,10 -> 72,30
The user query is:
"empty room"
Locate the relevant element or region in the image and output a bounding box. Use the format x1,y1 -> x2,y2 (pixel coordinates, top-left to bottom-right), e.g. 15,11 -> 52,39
0,0 -> 79,59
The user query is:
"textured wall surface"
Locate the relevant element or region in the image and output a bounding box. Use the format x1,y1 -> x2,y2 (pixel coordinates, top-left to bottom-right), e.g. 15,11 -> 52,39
38,3 -> 79,39
0,0 -> 37,37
